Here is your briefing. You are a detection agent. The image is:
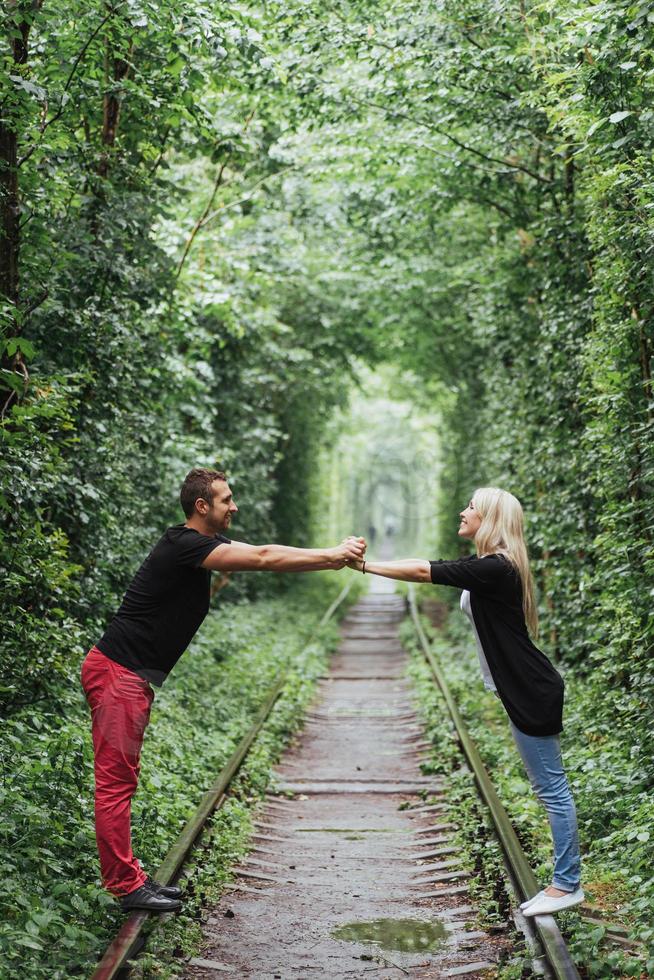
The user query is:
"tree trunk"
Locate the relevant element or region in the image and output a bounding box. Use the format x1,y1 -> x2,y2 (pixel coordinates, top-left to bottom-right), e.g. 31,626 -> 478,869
0,13 -> 30,311
0,5 -> 38,413
0,115 -> 20,311
98,39 -> 133,178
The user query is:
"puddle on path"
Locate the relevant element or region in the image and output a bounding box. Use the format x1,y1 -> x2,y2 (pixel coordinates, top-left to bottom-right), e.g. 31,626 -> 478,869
332,917 -> 448,953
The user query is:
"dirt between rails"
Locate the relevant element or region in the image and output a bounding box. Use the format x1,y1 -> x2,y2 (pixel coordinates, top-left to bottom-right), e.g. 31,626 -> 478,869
183,587 -> 511,979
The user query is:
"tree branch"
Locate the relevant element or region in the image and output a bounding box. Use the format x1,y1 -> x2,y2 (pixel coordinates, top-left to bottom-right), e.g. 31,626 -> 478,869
175,107 -> 261,279
18,4 -> 123,167
344,92 -> 551,184
1,354 -> 29,419
175,158 -> 230,280
148,124 -> 172,176
200,165 -> 295,228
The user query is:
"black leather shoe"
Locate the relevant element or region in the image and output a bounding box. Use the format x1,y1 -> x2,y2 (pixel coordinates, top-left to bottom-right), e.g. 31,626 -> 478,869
120,881 -> 182,914
145,875 -> 183,899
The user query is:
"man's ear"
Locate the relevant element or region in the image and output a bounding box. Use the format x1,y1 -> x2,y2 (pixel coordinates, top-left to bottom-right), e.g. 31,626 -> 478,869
195,498 -> 209,515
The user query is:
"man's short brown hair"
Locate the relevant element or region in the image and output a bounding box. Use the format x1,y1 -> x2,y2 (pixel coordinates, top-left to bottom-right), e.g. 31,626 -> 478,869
180,468 -> 227,518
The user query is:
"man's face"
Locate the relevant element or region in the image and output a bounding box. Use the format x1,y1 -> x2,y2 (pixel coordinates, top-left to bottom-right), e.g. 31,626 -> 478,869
201,480 -> 238,532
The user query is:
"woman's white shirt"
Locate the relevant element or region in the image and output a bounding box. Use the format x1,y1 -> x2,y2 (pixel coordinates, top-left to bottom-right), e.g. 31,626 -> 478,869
460,589 -> 497,692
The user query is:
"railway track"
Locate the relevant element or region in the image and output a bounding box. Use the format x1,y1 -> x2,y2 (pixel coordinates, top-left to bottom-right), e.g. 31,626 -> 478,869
91,582 -> 583,979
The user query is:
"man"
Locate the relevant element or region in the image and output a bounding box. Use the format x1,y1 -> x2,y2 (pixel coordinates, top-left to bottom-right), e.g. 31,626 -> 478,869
80,467 -> 366,913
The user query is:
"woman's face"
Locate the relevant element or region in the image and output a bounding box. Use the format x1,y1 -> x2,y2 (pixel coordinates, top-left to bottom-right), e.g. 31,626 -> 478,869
458,499 -> 481,539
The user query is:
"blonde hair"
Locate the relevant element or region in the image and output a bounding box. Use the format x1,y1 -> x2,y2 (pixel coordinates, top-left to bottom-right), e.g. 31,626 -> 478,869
471,486 -> 538,638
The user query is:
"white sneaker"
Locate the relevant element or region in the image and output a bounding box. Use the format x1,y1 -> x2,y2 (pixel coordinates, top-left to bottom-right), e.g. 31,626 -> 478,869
523,887 -> 584,917
519,889 -> 545,910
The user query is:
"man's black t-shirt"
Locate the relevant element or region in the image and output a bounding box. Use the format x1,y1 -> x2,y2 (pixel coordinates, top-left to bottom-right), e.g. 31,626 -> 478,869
96,525 -> 230,686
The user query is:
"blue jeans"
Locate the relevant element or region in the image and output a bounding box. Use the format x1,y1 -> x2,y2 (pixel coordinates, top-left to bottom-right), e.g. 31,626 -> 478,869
510,722 -> 581,892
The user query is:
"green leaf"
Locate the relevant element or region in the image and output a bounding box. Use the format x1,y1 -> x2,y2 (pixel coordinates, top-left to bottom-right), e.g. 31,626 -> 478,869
587,117 -> 607,137
16,937 -> 44,950
5,337 -> 36,359
166,56 -> 186,77
608,110 -> 633,124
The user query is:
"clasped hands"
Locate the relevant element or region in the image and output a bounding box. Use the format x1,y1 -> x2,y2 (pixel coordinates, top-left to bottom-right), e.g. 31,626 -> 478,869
331,535 -> 366,569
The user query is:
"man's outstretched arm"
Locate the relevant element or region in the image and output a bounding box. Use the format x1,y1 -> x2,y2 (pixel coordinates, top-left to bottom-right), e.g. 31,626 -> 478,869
201,536 -> 366,573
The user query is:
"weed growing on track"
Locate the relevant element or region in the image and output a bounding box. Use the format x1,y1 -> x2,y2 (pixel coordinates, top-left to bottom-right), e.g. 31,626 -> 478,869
0,575 -> 360,979
402,606 -> 653,978
402,626 -> 519,959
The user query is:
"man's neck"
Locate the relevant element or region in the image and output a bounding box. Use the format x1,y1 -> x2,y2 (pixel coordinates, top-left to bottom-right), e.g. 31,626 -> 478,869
184,516 -> 215,536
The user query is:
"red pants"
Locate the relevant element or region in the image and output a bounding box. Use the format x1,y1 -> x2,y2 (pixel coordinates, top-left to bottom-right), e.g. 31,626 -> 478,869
81,646 -> 154,896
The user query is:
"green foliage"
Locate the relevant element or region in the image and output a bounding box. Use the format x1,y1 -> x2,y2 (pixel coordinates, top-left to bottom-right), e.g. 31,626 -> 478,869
0,0 -> 375,706
0,378 -> 86,703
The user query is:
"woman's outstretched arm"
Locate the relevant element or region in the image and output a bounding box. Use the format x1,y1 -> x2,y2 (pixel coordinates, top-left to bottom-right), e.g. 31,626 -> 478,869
348,558 -> 431,583
352,553 -> 512,593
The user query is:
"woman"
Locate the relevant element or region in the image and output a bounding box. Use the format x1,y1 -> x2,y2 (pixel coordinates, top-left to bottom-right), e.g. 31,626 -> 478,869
349,487 -> 583,916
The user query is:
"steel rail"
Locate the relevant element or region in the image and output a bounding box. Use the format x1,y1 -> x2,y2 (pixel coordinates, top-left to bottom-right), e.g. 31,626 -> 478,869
408,585 -> 580,980
319,580 -> 354,627
90,579 -> 353,980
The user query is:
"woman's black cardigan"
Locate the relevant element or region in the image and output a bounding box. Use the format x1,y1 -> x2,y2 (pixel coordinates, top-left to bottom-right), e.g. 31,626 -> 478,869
429,554 -> 564,737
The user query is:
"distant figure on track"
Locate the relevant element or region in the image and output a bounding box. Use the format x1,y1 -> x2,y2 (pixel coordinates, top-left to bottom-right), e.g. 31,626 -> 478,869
81,467 -> 366,914
348,486 -> 583,917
